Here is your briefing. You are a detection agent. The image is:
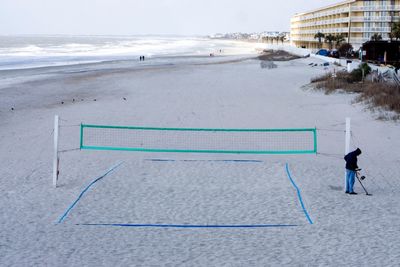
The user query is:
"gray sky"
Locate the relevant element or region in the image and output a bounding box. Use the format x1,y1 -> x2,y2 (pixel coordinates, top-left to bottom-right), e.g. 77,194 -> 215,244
0,0 -> 340,35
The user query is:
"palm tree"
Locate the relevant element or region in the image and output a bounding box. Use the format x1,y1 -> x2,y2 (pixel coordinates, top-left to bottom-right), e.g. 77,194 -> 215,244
314,32 -> 325,48
371,33 -> 382,41
335,34 -> 345,48
390,21 -> 400,40
325,34 -> 335,50
389,32 -> 394,42
279,35 -> 285,44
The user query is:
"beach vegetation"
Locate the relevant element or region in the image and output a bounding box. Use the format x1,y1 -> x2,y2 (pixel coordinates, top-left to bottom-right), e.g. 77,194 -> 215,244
390,21 -> 400,41
314,32 -> 325,48
258,50 -> 300,61
348,63 -> 371,83
335,34 -> 345,48
310,65 -> 399,119
279,35 -> 286,44
324,34 -> 335,50
338,43 -> 353,58
370,33 -> 383,41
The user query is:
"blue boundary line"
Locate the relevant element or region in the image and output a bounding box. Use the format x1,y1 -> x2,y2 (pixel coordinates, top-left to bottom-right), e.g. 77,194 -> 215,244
285,163 -> 314,225
77,223 -> 298,228
57,162 -> 124,224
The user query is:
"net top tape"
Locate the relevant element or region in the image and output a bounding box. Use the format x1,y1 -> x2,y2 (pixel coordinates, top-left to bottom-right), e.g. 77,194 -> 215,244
80,124 -> 317,154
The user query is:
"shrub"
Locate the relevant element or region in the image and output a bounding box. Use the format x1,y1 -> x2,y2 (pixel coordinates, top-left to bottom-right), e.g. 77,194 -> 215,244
338,43 -> 353,58
357,83 -> 400,114
348,63 -> 371,83
360,63 -> 371,75
310,66 -> 400,119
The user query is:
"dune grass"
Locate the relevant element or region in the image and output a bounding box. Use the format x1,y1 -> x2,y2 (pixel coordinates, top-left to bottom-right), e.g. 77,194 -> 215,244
310,70 -> 400,120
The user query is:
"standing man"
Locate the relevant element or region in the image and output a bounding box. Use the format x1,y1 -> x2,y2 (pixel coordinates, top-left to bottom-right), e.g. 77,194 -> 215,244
344,148 -> 362,195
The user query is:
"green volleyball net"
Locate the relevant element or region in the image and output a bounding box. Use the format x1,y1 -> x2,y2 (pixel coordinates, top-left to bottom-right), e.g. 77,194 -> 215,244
80,124 -> 317,154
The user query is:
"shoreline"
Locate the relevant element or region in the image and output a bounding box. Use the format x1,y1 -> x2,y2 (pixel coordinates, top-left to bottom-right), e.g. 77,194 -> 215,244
0,53 -> 263,97
0,54 -> 263,117
0,36 -> 267,71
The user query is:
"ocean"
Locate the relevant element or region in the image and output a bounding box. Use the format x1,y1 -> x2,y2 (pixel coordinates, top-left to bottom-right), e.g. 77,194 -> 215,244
0,35 -> 265,70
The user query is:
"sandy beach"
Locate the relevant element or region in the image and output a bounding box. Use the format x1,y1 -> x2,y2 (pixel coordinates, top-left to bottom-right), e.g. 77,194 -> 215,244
1,51 -> 400,266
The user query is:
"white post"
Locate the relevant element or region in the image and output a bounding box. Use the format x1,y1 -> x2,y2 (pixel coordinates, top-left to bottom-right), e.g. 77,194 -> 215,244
53,115 -> 59,188
345,117 -> 351,190
345,117 -> 351,155
347,61 -> 353,73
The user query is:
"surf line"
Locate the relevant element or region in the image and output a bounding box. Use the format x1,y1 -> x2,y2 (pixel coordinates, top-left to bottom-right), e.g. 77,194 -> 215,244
77,223 -> 298,229
285,163 -> 314,225
57,162 -> 124,224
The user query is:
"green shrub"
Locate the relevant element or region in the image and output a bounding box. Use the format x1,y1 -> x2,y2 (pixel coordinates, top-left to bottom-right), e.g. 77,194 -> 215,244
360,63 -> 371,75
310,64 -> 400,119
338,43 -> 353,58
348,63 -> 371,83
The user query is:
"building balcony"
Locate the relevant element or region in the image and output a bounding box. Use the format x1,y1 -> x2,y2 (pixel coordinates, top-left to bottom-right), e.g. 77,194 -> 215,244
350,5 -> 400,12
351,16 -> 400,22
291,17 -> 350,29
292,7 -> 350,22
292,5 -> 400,23
293,28 -> 349,35
291,37 -> 320,42
291,36 -> 350,43
348,37 -> 370,44
351,27 -> 392,33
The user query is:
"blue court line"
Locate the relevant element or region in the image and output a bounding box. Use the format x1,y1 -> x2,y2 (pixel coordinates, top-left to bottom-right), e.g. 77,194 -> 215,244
77,223 -> 298,228
285,163 -> 314,224
57,162 -> 124,224
145,159 -> 263,163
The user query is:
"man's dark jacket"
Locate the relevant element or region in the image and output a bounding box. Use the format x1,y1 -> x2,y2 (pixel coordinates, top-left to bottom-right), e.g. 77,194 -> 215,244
344,148 -> 362,171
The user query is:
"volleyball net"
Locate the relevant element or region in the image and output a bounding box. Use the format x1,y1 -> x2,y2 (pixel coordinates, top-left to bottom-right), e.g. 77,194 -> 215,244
79,124 -> 317,154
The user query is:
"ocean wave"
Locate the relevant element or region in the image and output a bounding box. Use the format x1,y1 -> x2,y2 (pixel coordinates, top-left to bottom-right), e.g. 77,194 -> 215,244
0,36 -> 264,70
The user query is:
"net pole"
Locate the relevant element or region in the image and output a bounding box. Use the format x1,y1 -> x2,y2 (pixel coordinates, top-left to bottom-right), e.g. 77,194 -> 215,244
53,115 -> 59,188
344,117 -> 351,190
345,118 -> 351,154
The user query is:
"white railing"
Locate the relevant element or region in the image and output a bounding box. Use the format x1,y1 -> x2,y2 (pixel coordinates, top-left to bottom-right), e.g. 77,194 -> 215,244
292,17 -> 350,29
295,28 -> 349,34
351,27 -> 392,33
291,37 -> 319,42
291,37 -> 343,42
350,36 -> 391,43
351,16 -> 399,22
348,37 -> 370,44
294,5 -> 400,21
323,28 -> 349,33
292,14 -> 400,29
351,5 -> 400,12
294,7 -> 350,21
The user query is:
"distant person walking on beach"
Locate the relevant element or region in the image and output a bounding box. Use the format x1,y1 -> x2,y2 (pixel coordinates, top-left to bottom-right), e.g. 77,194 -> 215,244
344,148 -> 362,195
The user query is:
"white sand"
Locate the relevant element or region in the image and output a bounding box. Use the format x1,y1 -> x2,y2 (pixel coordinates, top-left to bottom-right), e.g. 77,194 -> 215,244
1,55 -> 400,266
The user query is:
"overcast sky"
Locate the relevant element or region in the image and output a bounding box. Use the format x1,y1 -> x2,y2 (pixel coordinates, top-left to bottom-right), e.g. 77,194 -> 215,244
0,0 -> 340,35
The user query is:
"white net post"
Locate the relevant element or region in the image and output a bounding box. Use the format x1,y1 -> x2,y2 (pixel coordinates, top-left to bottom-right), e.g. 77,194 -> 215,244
345,117 -> 351,154
344,117 -> 351,189
53,115 -> 59,188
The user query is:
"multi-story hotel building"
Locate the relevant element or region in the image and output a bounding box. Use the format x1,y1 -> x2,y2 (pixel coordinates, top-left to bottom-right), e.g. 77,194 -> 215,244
291,0 -> 400,50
